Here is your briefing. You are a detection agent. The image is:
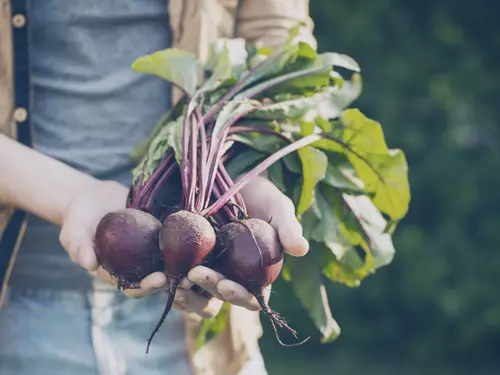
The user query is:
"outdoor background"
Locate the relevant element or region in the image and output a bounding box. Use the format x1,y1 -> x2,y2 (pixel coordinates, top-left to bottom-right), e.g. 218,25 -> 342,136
260,0 -> 500,374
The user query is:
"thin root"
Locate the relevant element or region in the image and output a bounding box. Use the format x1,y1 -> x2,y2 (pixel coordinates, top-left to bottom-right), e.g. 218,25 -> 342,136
146,277 -> 180,354
255,294 -> 310,347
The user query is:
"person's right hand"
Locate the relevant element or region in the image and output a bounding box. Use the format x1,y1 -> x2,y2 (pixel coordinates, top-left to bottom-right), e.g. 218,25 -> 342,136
58,179 -> 168,298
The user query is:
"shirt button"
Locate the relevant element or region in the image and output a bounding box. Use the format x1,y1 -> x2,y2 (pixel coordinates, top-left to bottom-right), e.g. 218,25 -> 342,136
12,14 -> 26,28
13,107 -> 28,123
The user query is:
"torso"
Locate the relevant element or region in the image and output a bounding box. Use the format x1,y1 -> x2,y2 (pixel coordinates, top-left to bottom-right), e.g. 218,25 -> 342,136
11,0 -> 172,288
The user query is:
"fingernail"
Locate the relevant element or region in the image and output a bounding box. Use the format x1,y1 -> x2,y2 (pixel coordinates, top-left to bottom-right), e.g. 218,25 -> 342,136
301,237 -> 310,251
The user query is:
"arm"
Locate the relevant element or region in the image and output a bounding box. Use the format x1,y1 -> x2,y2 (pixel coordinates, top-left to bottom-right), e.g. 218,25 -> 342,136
236,0 -> 317,48
0,133 -> 167,296
0,133 -> 97,226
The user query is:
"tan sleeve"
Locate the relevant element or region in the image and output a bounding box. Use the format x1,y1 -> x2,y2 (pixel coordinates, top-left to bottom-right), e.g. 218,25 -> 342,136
236,0 -> 317,49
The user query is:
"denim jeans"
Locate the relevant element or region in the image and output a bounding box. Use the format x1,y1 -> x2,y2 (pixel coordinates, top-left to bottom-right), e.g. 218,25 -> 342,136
0,280 -> 268,375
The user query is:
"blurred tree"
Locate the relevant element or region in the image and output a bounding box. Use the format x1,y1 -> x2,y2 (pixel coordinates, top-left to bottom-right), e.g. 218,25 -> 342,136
261,0 -> 500,373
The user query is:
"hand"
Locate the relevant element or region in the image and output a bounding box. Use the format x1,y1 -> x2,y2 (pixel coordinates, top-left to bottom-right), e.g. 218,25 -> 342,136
173,176 -> 309,318
58,180 -> 167,298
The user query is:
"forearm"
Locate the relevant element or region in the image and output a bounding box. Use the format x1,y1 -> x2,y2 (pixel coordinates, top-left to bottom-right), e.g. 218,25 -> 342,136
0,134 -> 98,226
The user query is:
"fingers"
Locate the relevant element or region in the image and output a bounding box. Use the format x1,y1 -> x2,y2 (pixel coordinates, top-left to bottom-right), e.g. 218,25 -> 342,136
187,266 -> 226,300
187,266 -> 262,311
216,280 -> 261,311
121,272 -> 167,299
271,209 -> 310,257
174,289 -> 223,318
239,176 -> 309,257
59,228 -> 100,271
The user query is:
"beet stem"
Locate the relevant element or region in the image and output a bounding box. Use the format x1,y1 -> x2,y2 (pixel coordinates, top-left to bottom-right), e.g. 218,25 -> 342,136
228,125 -> 291,144
134,150 -> 174,211
143,162 -> 177,212
202,134 -> 322,216
218,162 -> 247,213
146,277 -> 181,354
181,105 -> 192,207
204,70 -> 253,122
187,111 -> 199,211
196,108 -> 208,211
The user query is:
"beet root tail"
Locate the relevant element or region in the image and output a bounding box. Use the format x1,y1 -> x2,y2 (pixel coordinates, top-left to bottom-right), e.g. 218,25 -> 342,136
255,294 -> 310,347
146,277 -> 180,353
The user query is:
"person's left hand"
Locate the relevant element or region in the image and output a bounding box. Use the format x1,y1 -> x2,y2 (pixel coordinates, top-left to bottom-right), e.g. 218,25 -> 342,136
172,175 -> 309,318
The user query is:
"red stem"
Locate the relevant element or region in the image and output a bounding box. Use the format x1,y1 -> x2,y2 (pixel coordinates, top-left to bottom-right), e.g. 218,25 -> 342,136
133,150 -> 174,210
201,134 -> 322,217
181,108 -> 191,207
187,111 -> 199,211
203,105 -> 264,209
218,161 -> 246,213
213,178 -> 238,220
195,108 -> 208,212
143,162 -> 177,213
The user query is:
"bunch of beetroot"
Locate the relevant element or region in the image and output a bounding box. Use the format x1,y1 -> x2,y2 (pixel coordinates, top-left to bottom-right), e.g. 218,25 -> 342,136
92,26 -> 411,353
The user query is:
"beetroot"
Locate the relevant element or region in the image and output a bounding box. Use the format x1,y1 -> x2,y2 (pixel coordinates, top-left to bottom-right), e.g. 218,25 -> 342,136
94,208 -> 163,289
214,218 -> 309,346
145,209 -> 216,353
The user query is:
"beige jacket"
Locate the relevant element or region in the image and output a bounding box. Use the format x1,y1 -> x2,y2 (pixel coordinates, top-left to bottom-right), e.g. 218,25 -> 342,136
0,1 -> 316,374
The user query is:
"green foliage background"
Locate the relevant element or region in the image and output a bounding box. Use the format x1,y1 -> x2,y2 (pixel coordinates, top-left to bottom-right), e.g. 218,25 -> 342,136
260,0 -> 500,373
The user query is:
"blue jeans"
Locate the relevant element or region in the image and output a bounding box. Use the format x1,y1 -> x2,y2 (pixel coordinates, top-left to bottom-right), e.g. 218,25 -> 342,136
0,282 -> 267,375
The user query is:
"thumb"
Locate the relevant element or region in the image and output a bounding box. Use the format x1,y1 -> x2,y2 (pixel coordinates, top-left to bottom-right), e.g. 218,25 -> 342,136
59,224 -> 100,271
239,176 -> 309,257
269,197 -> 310,257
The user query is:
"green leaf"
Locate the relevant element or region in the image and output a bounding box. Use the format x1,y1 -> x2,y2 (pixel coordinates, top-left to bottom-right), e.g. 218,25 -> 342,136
202,38 -> 248,92
320,246 -> 366,288
131,115 -> 184,186
322,153 -> 368,194
304,191 -> 353,260
267,161 -> 287,194
339,108 -> 390,154
195,302 -> 230,351
329,189 -> 396,270
211,99 -> 261,141
225,148 -> 267,178
247,84 -> 360,123
229,129 -> 287,154
323,164 -> 366,194
296,147 -> 328,216
287,256 -> 341,343
132,49 -> 201,96
244,27 -> 317,85
318,109 -> 410,220
341,193 -> 396,269
130,111 -> 171,164
130,96 -> 188,163
349,148 -> 411,221
319,52 -> 361,72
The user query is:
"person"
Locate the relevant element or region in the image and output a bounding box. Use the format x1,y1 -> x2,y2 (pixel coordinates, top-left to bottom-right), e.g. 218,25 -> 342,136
0,1 -> 316,374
